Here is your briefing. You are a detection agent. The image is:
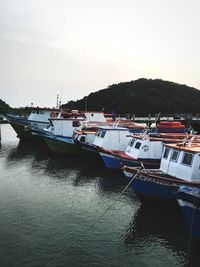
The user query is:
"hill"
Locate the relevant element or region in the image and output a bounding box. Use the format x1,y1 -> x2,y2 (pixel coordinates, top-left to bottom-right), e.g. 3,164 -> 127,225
0,99 -> 11,113
62,78 -> 200,115
0,99 -> 32,116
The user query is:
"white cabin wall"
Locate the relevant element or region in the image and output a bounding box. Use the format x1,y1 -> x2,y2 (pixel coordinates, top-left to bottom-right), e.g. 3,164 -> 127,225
52,119 -> 83,137
63,121 -> 74,137
28,111 -> 51,122
52,120 -> 63,136
86,134 -> 96,144
126,139 -> 163,160
93,129 -> 131,150
93,132 -> 105,147
164,150 -> 193,182
126,139 -> 146,159
191,154 -> 200,181
160,153 -> 171,173
84,112 -> 107,122
105,130 -> 131,150
148,141 -> 163,159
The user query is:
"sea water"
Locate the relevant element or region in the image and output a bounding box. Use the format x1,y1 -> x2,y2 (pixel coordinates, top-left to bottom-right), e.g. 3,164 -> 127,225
0,124 -> 198,267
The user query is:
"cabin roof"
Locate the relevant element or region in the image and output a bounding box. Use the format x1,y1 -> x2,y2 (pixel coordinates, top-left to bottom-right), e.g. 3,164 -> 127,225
82,111 -> 104,114
74,130 -> 96,135
128,133 -> 189,143
165,143 -> 200,153
49,118 -> 85,121
32,107 -> 60,111
97,126 -> 129,131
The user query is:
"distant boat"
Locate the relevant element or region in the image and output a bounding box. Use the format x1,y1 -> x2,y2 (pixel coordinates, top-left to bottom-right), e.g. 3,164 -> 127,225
3,107 -> 60,140
122,136 -> 200,207
175,186 -> 200,240
40,111 -> 111,155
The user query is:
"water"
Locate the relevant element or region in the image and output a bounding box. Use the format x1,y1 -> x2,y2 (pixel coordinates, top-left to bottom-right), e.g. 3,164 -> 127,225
0,124 -> 199,267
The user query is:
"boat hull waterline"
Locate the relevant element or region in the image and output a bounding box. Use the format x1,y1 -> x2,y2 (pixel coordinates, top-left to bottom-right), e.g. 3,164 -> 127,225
122,167 -> 200,207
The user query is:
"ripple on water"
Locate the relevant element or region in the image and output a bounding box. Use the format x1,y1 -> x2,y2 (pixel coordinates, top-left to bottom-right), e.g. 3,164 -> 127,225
0,124 -> 199,267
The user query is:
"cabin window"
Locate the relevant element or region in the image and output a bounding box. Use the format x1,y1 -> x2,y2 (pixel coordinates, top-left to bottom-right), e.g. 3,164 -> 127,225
129,139 -> 136,147
96,130 -> 101,136
163,147 -> 170,159
80,136 -> 86,143
170,150 -> 179,162
182,152 -> 193,166
101,130 -> 106,138
135,142 -> 141,149
73,121 -> 80,127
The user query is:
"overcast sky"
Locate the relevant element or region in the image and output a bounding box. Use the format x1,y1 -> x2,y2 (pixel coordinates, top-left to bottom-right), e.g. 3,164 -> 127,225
1,0 -> 200,108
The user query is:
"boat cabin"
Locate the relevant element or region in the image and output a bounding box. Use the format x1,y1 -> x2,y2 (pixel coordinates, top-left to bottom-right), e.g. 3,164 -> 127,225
83,111 -> 107,123
49,117 -> 84,137
49,111 -> 108,138
73,129 -> 97,144
125,135 -> 164,160
124,133 -> 191,160
160,142 -> 200,182
28,107 -> 60,123
92,126 -> 132,150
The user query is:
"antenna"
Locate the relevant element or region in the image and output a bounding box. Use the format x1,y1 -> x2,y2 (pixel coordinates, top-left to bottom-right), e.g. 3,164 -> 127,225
56,94 -> 59,108
85,96 -> 88,111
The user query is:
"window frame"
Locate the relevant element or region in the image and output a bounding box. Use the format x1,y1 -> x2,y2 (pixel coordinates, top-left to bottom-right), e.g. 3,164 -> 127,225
129,138 -> 136,147
135,142 -> 141,150
170,149 -> 179,162
163,147 -> 170,159
101,130 -> 106,138
181,152 -> 194,167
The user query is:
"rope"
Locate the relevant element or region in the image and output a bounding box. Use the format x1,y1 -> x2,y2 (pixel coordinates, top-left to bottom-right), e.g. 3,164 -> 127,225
186,196 -> 196,266
44,168 -> 141,266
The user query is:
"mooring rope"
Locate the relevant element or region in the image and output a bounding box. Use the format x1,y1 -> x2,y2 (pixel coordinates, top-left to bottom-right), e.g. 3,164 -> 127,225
44,168 -> 141,266
186,195 -> 197,266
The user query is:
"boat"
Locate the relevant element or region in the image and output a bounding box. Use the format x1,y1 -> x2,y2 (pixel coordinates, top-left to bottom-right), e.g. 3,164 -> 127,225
41,111 -> 112,155
2,107 -> 60,140
175,186 -> 200,240
156,121 -> 187,133
99,121 -> 189,170
78,125 -> 140,160
122,136 -> 200,207
41,111 -> 87,155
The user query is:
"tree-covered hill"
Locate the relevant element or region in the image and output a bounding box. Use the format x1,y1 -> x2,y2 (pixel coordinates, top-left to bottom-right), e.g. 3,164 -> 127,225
62,78 -> 200,115
0,99 -> 32,116
0,99 -> 11,113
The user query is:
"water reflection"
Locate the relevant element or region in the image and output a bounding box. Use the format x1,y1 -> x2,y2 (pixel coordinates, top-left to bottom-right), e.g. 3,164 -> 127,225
2,125 -> 200,267
6,139 -> 48,158
45,155 -> 130,195
5,140 -> 130,195
122,204 -> 200,265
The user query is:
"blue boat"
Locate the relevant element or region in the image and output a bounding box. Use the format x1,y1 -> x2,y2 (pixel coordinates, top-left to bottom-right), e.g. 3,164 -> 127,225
100,132 -> 189,170
78,126 -> 134,160
100,148 -> 160,170
176,186 -> 200,240
122,139 -> 200,207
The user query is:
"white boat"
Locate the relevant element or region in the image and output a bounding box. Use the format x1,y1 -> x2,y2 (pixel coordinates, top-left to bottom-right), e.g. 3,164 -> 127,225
122,136 -> 200,206
3,107 -> 60,140
40,111 -> 111,155
99,132 -> 191,170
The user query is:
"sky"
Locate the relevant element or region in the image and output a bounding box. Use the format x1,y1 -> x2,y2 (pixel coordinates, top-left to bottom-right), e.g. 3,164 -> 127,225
1,0 -> 200,108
